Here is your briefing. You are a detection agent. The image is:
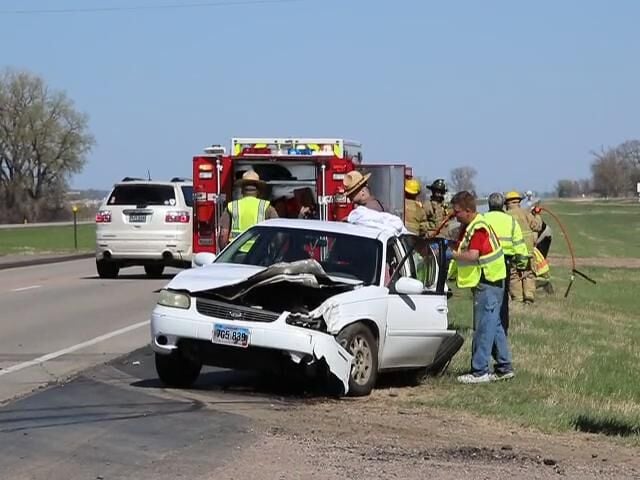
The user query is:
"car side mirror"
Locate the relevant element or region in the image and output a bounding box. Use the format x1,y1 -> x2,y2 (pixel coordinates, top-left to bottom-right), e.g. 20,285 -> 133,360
193,252 -> 216,267
394,276 -> 424,295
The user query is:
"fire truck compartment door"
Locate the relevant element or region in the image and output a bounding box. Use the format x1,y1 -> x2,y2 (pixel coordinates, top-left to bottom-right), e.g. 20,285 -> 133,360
364,164 -> 405,220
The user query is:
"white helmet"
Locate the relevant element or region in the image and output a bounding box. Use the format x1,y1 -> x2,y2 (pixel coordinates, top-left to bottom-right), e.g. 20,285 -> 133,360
525,190 -> 533,197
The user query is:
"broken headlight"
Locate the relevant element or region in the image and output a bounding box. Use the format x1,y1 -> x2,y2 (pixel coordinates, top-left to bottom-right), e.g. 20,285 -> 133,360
286,314 -> 326,331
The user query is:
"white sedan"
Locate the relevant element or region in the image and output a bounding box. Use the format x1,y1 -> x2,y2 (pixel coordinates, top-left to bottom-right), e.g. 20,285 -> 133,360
150,218 -> 463,396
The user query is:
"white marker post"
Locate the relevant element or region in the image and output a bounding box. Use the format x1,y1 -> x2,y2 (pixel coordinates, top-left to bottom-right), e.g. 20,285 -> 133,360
637,182 -> 640,202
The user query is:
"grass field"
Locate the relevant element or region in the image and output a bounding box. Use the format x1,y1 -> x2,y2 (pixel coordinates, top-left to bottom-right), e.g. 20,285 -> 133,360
406,199 -> 640,442
0,224 -> 95,255
540,199 -> 640,259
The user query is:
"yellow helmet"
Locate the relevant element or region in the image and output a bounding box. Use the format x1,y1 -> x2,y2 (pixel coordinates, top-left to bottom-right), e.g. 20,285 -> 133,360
505,190 -> 523,202
405,178 -> 421,195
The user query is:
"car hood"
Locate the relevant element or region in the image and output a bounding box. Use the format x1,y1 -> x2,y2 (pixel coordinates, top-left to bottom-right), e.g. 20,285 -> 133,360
166,260 -> 362,296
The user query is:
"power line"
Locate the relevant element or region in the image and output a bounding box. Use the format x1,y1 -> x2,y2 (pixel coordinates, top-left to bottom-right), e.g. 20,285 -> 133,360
0,0 -> 303,15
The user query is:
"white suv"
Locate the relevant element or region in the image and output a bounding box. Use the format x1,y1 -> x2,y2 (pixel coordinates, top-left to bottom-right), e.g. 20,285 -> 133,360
95,178 -> 193,278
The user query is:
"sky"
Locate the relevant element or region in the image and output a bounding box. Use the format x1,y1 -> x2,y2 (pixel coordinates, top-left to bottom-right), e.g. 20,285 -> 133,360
1,0 -> 639,195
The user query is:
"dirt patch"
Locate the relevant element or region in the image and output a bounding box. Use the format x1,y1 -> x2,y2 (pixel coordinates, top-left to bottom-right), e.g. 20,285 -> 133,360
207,389 -> 640,479
549,255 -> 640,269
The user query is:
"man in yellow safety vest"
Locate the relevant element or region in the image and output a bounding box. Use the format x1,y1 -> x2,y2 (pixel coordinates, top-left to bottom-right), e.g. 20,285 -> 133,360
218,170 -> 278,249
449,191 -> 514,384
483,192 -> 529,335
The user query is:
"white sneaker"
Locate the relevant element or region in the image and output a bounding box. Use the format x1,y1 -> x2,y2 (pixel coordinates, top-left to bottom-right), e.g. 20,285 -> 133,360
457,373 -> 491,384
489,371 -> 515,381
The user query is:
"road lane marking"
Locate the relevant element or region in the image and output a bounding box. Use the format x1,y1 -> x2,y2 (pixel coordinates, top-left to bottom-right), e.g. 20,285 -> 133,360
0,320 -> 150,377
10,285 -> 42,292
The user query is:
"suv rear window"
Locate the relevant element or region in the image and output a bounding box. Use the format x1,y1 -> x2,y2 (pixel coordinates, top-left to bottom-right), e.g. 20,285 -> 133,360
107,185 -> 176,206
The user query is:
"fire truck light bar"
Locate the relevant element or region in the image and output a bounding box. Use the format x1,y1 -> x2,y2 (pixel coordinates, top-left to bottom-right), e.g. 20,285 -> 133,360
231,138 -> 351,159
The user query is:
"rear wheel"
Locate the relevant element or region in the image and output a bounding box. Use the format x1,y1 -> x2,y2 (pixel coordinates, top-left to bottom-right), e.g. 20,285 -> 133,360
337,323 -> 378,397
144,264 -> 165,278
96,259 -> 119,279
155,351 -> 202,388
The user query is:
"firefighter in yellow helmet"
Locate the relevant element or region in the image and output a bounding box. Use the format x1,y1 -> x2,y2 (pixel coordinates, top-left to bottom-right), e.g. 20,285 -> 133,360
404,178 -> 428,236
504,190 -> 543,304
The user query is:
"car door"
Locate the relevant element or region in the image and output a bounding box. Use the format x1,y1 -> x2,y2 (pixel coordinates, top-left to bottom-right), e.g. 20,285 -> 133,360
380,236 -> 450,369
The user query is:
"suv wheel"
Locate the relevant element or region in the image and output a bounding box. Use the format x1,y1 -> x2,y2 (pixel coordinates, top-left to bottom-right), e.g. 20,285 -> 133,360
144,264 -> 165,278
96,259 -> 119,279
155,351 -> 202,388
337,323 -> 378,396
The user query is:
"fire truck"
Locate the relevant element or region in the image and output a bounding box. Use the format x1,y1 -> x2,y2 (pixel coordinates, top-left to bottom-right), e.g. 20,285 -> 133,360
192,137 -> 407,255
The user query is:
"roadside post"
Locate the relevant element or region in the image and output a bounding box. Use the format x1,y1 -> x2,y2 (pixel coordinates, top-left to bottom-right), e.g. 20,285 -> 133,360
72,205 -> 78,249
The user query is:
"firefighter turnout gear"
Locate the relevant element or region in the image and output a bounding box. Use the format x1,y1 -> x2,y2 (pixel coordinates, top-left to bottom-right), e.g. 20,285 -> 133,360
424,199 -> 451,237
505,193 -> 543,303
405,199 -> 428,236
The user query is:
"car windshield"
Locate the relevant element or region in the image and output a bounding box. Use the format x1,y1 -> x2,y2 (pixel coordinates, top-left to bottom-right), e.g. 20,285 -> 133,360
215,226 -> 382,285
107,185 -> 176,206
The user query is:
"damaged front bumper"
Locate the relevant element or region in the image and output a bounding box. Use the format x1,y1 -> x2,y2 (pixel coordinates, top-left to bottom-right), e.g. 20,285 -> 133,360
151,305 -> 354,394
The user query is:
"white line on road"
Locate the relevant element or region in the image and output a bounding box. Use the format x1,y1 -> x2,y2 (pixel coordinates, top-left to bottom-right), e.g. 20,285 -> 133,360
0,320 -> 150,377
10,285 -> 42,292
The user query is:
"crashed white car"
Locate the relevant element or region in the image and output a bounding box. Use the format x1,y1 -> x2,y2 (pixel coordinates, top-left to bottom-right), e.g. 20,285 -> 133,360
150,218 -> 463,396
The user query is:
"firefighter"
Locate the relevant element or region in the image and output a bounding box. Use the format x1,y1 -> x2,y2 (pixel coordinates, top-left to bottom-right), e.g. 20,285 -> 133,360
343,170 -> 384,212
424,179 -> 451,237
218,170 -> 278,249
504,190 -> 543,304
404,178 -> 428,236
483,192 -> 529,334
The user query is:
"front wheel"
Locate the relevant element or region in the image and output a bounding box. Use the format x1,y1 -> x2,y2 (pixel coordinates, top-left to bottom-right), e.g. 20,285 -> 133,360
337,323 -> 378,396
155,351 -> 202,388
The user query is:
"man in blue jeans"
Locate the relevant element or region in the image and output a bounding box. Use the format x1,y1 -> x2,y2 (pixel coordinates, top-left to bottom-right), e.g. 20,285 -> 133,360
448,191 -> 514,384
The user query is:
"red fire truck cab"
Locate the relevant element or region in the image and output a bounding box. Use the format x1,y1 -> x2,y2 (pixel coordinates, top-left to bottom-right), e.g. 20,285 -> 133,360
192,137 -> 406,255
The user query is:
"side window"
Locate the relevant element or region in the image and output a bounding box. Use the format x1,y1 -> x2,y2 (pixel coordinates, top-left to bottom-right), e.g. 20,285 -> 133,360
384,239 -> 406,287
181,186 -> 194,207
400,235 -> 438,291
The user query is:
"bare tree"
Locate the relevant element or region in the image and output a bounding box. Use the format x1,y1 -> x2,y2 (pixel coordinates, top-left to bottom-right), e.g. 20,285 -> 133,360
0,69 -> 95,222
590,146 -> 633,198
449,166 -> 477,194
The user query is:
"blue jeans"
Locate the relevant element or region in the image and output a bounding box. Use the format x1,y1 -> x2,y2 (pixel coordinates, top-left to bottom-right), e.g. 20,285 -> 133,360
471,283 -> 513,376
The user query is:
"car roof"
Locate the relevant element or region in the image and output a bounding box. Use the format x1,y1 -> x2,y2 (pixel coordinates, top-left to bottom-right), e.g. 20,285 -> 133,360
258,218 -> 397,240
112,180 -> 192,187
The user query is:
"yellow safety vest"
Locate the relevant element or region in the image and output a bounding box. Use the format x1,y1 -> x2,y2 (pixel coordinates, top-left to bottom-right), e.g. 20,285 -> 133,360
228,197 -> 269,241
450,214 -> 506,289
483,210 -> 528,258
532,247 -> 550,276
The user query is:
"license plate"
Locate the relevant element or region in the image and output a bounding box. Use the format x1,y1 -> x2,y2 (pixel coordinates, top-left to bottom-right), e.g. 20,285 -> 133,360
212,324 -> 250,348
129,214 -> 147,223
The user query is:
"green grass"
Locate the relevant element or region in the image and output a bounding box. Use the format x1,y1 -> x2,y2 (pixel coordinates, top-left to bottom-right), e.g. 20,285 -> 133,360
407,267 -> 640,442
0,224 -> 96,255
539,199 -> 640,259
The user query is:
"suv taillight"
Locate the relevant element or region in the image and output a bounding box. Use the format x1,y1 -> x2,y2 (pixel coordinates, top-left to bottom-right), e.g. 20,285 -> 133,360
96,210 -> 112,223
166,211 -> 190,223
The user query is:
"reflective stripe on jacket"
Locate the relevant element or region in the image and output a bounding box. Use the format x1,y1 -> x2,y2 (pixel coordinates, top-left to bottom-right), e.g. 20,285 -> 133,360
483,210 -> 528,258
450,213 -> 506,289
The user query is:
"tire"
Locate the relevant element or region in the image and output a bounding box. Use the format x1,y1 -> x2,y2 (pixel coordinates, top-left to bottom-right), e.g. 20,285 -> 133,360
144,264 -> 165,278
337,323 -> 378,397
155,351 -> 202,388
96,259 -> 119,279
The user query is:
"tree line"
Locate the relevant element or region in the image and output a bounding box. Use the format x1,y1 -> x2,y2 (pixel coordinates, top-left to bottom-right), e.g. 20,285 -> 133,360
0,69 -> 94,223
556,140 -> 640,198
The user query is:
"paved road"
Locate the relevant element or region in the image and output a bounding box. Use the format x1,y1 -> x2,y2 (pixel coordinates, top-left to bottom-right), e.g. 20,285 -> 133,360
0,259 -> 289,479
0,259 -> 174,404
